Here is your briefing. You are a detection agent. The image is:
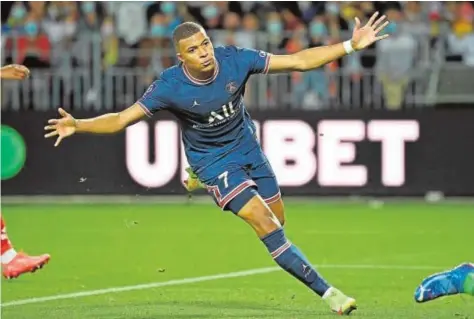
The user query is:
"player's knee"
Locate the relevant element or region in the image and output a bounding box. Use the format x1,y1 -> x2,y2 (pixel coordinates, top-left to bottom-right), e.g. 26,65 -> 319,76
237,195 -> 281,237
278,214 -> 286,227
268,198 -> 285,226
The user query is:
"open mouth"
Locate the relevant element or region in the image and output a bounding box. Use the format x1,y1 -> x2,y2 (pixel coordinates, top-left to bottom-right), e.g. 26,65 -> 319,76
202,60 -> 212,67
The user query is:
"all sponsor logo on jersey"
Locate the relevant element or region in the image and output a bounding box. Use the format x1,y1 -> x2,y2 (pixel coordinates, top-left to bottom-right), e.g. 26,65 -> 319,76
207,97 -> 243,125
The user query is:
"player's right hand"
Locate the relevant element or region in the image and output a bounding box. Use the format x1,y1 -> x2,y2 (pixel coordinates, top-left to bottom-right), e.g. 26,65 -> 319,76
44,108 -> 77,147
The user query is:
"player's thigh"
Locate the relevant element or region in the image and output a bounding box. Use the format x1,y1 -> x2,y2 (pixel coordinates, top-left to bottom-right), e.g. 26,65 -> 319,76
255,175 -> 285,225
205,167 -> 257,212
236,194 -> 282,238
246,151 -> 285,223
247,150 -> 281,203
204,165 -> 281,237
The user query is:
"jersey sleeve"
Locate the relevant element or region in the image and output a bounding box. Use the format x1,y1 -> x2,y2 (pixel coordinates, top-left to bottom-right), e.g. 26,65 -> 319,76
233,46 -> 271,75
136,76 -> 172,117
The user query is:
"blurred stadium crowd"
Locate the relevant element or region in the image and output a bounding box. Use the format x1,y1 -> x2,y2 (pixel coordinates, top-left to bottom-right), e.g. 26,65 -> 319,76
1,1 -> 474,110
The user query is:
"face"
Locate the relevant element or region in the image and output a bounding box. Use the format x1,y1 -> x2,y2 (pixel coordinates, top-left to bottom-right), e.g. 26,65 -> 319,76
177,30 -> 216,73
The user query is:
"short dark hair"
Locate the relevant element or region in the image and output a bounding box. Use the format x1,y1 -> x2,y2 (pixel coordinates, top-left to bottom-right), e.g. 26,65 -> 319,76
172,22 -> 205,50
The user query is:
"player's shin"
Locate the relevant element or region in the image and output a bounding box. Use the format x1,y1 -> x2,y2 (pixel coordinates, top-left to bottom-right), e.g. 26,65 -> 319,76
261,227 -> 331,296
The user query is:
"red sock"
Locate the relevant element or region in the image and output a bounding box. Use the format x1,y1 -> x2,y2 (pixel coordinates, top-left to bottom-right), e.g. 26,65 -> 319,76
1,214 -> 17,264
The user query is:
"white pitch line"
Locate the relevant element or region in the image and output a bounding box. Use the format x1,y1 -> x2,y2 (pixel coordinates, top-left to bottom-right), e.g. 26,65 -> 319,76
1,267 -> 279,308
1,264 -> 444,308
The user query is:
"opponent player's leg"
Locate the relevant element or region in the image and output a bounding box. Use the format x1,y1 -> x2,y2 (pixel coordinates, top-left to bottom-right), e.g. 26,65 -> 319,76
1,213 -> 50,279
415,262 -> 474,303
225,190 -> 357,315
1,215 -> 17,265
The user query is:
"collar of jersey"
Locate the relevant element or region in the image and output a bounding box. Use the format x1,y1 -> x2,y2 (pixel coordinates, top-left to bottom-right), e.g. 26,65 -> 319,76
182,59 -> 219,85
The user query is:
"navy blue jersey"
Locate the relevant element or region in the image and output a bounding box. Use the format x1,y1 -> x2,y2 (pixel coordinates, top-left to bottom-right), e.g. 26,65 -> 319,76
137,45 -> 271,178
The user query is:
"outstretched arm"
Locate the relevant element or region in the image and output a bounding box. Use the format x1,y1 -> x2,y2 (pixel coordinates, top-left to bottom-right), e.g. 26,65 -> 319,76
267,12 -> 389,73
74,103 -> 145,134
44,103 -> 146,147
45,76 -> 171,147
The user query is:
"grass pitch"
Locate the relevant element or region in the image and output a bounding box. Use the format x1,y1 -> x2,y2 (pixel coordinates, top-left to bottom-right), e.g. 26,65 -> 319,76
1,201 -> 473,318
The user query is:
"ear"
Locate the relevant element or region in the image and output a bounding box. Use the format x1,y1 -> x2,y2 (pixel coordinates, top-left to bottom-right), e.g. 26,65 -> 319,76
176,53 -> 184,63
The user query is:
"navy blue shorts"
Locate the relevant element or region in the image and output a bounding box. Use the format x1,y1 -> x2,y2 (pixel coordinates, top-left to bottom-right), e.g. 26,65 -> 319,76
200,148 -> 281,214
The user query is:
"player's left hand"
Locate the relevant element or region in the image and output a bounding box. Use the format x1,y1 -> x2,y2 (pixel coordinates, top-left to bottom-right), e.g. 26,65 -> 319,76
351,11 -> 390,51
0,64 -> 30,80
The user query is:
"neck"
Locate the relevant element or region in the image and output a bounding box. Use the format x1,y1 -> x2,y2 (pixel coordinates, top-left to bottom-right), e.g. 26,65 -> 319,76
184,63 -> 215,82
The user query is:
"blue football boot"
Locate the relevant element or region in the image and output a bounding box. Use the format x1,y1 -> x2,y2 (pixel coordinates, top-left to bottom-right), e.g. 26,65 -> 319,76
415,262 -> 474,303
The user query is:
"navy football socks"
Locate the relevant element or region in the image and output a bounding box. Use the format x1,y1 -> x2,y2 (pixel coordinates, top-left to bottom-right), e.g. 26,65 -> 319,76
261,227 -> 330,296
